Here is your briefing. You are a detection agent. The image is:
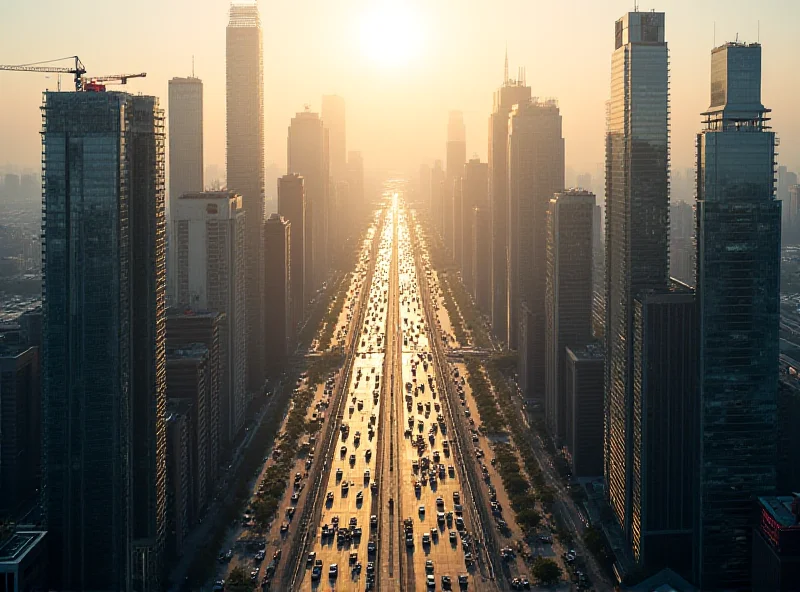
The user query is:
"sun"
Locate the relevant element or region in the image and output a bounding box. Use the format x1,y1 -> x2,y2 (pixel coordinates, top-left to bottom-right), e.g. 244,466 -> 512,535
360,1 -> 423,67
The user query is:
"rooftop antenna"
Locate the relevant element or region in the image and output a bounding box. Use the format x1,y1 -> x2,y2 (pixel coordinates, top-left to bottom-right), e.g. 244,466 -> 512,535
192,55 -> 195,78
634,0 -> 639,12
504,44 -> 508,85
713,21 -> 716,48
758,20 -> 760,43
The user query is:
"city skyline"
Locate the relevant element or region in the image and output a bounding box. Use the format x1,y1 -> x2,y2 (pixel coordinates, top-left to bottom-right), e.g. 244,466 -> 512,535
3,1 -> 800,180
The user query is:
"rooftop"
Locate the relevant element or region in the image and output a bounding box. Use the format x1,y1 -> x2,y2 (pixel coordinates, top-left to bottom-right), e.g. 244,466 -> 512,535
758,494 -> 800,528
179,191 -> 239,201
166,343 -> 209,360
0,530 -> 46,565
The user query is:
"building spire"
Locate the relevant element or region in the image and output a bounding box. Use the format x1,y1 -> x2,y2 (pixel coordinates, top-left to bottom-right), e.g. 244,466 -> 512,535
504,44 -> 509,85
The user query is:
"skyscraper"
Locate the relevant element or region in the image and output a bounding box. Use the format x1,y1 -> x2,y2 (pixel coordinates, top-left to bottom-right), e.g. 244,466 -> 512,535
461,158 -> 488,292
264,214 -> 291,376
278,174 -> 306,333
227,2 -> 265,393
430,159 -> 445,229
489,53 -> 531,344
168,77 -> 203,203
171,191 -> 246,449
472,207 -> 492,314
604,11 -> 669,545
288,108 -> 327,291
695,41 -> 780,589
445,111 -> 466,257
544,190 -> 594,442
508,98 -> 564,395
42,91 -> 166,590
322,95 -> 346,183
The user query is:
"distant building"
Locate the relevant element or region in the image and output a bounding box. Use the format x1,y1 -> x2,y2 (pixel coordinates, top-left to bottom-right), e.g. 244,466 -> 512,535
227,2 -> 265,394
461,159 -> 488,292
472,207 -> 492,315
509,98 -> 564,393
445,111 -> 466,257
288,109 -> 328,292
430,160 -> 445,230
42,91 -> 166,590
0,344 -> 39,517
695,42 -> 780,589
419,164 -> 431,209
322,95 -> 346,183
631,282 -> 697,580
264,214 -> 291,376
778,356 -> 800,493
544,190 -> 594,441
166,344 -> 210,520
171,191 -> 246,447
565,344 -> 604,478
670,201 -> 695,286
489,53 -> 531,344
604,12 -> 670,556
347,151 -> 365,218
278,174 -> 306,333
751,494 -> 800,591
0,528 -> 47,592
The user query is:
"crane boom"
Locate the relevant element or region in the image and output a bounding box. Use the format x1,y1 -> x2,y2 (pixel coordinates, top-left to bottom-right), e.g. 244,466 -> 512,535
0,55 -> 86,90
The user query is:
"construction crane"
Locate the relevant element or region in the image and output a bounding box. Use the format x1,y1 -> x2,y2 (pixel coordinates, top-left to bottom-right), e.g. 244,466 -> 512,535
0,55 -> 145,91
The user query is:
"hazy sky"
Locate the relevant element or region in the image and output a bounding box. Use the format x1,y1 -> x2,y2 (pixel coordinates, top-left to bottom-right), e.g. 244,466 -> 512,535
2,0 -> 799,191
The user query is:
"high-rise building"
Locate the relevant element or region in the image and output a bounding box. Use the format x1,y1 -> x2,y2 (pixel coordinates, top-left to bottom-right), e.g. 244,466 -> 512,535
165,309 -> 222,474
164,400 -> 191,565
461,159 -> 488,291
631,283 -> 697,580
544,190 -> 594,442
288,108 -> 327,291
0,344 -> 39,517
171,192 -> 246,447
168,77 -> 204,205
264,214 -> 291,376
227,2 -> 265,394
670,201 -> 695,286
472,207 -> 492,314
42,91 -> 166,590
166,344 -> 210,521
777,356 -> 800,494
419,164 -> 431,209
489,53 -> 531,343
751,494 -> 800,591
430,160 -> 445,229
604,11 -> 670,550
788,184 -> 800,244
278,174 -> 306,333
695,42 -> 780,589
347,151 -> 365,220
565,344 -> 604,478
446,111 -> 466,256
322,95 -> 346,183
508,98 -> 564,396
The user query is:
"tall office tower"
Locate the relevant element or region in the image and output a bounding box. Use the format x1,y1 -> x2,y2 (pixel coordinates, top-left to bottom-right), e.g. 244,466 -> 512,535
695,42 -> 780,589
544,191 -> 594,442
42,91 -> 166,590
604,11 -> 669,548
165,309 -> 222,471
227,2 -> 265,394
461,159 -> 488,291
453,178 -> 463,267
322,95 -> 346,183
172,191 -> 247,448
489,53 -> 531,343
445,111 -> 466,254
419,164 -> 431,209
788,184 -> 800,245
777,357 -> 800,494
166,345 -> 210,520
164,400 -> 191,565
778,166 -> 798,244
508,99 -> 564,398
565,344 -> 604,478
473,207 -> 492,314
278,174 -> 306,333
631,282 -> 697,579
0,344 -> 39,517
347,151 -> 365,221
669,201 -> 695,286
264,214 -> 291,376
168,77 -> 203,305
288,109 -> 327,291
430,160 -> 445,229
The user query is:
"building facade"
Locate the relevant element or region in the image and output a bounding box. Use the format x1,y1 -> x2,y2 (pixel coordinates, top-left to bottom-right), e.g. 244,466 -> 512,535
695,42 -> 780,589
227,2 -> 265,394
751,495 -> 800,591
565,344 -> 604,478
461,159 -> 488,292
544,190 -> 594,442
322,95 -> 346,183
264,214 -> 291,376
42,91 -> 166,590
445,110 -> 466,258
278,174 -> 305,334
604,11 -> 670,545
171,191 -> 246,447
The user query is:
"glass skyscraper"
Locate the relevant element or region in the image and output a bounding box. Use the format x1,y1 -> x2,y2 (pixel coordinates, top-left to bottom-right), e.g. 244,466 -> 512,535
695,42 -> 780,590
604,10 -> 670,545
42,91 -> 166,591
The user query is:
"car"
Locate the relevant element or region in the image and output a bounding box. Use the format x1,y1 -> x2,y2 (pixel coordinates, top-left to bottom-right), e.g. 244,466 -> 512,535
311,566 -> 322,581
449,531 -> 457,543
438,512 -> 445,523
327,491 -> 334,502
280,523 -> 289,533
422,532 -> 431,545
426,560 -> 435,573
306,552 -> 316,566
368,540 -> 377,555
441,575 -> 452,589
349,552 -> 358,564
329,564 -> 338,578
458,574 -> 468,587
336,468 -> 343,479
419,505 -> 425,515
340,446 -> 347,456
453,491 -> 460,503
427,574 -> 436,588
356,491 -> 364,502
436,497 -> 444,508
349,454 -> 356,464
370,515 -> 378,528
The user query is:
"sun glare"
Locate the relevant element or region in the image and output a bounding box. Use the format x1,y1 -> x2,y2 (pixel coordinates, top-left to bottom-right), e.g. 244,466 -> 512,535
360,1 -> 423,67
